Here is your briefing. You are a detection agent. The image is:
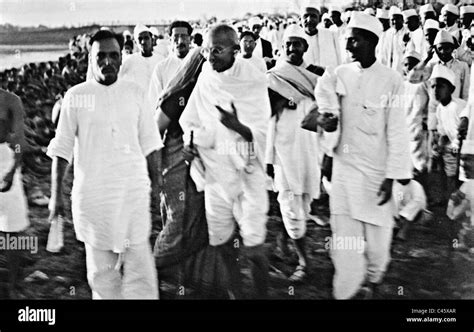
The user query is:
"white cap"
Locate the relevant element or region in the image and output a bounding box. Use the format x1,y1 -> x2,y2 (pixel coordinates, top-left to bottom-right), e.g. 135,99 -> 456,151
364,8 -> 375,16
420,4 -> 435,15
434,29 -> 455,45
404,48 -> 422,62
248,16 -> 263,28
389,6 -> 402,17
376,8 -> 389,19
122,30 -> 132,37
430,64 -> 456,87
322,13 -> 332,22
460,5 -> 474,16
441,4 -> 460,16
402,9 -> 418,20
424,19 -> 440,32
300,0 -> 320,11
149,27 -> 159,37
134,24 -> 151,41
347,11 -> 384,39
282,23 -> 308,42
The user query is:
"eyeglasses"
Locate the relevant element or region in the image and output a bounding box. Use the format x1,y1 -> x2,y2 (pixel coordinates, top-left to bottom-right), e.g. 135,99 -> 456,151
200,45 -> 235,57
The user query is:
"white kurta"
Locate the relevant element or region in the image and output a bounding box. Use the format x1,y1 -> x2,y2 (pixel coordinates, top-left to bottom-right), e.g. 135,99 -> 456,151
0,143 -> 29,232
408,27 -> 425,56
320,61 -> 412,226
436,97 -> 467,150
119,52 -> 165,92
238,54 -> 267,73
392,180 -> 427,221
380,27 -> 408,74
47,79 -> 163,253
403,81 -> 429,172
303,29 -> 342,68
148,53 -> 185,109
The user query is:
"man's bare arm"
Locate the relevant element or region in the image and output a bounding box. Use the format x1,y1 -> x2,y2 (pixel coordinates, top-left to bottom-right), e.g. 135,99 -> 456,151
49,156 -> 69,221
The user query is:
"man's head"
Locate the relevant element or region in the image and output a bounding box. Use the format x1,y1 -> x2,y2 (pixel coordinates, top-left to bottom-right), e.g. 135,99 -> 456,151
424,19 -> 440,46
391,14 -> 404,31
403,10 -> 420,32
249,16 -> 263,39
123,40 -> 134,55
441,4 -> 459,28
301,7 -> 320,36
460,6 -> 474,29
240,31 -> 257,57
420,4 -> 436,25
193,33 -> 203,47
282,25 -> 308,66
204,24 -> 239,73
430,65 -> 456,104
322,13 -> 333,29
89,29 -> 124,85
402,52 -> 421,77
434,30 -> 456,63
345,13 -> 382,64
330,9 -> 343,27
135,27 -> 153,56
169,21 -> 193,58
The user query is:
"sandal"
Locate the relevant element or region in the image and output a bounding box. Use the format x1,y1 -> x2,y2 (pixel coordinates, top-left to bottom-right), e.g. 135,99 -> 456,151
288,265 -> 307,283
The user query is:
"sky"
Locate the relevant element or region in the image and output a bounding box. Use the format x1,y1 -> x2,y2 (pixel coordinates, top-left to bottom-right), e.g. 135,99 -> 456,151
0,0 -> 316,27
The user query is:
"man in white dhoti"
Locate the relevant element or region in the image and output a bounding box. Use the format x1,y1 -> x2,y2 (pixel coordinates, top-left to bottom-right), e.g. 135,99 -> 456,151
300,5 -> 342,72
266,24 -> 320,282
119,24 -> 164,92
47,30 -> 162,299
403,9 -> 425,56
179,25 -> 271,298
149,21 -> 193,109
317,12 -> 412,299
380,6 -> 408,74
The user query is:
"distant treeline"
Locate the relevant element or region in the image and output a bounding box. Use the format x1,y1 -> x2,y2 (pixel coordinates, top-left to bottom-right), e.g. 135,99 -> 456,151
0,24 -> 167,45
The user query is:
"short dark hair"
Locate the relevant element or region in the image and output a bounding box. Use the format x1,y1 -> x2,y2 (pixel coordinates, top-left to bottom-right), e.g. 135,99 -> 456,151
169,21 -> 193,36
89,29 -> 124,50
240,30 -> 256,41
193,33 -> 203,46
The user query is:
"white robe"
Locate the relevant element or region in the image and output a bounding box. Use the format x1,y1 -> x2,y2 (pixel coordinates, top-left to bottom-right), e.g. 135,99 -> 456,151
319,61 -> 412,226
380,27 -> 408,74
392,180 -> 427,221
148,53 -> 185,109
303,29 -> 342,69
47,79 -> 163,253
238,54 -> 267,73
119,52 -> 165,92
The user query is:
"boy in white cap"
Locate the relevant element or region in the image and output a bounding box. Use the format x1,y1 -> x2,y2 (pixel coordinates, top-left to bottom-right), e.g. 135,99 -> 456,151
266,24 -> 320,282
379,6 -> 408,74
403,9 -> 424,56
316,12 -> 412,299
420,3 -> 437,25
431,65 -> 467,198
119,24 -> 165,92
441,4 -> 461,43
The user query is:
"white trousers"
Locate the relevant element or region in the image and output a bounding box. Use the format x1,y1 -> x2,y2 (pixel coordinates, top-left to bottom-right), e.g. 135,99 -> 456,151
85,242 -> 158,299
278,191 -> 310,240
329,214 -> 393,299
204,167 -> 268,247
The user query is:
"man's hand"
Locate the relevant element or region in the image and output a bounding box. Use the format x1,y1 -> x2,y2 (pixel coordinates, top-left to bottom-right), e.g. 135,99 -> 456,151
458,116 -> 469,141
424,46 -> 435,64
217,103 -> 253,141
377,178 -> 394,206
317,112 -> 338,132
183,145 -> 198,163
403,32 -> 411,45
266,164 -> 274,178
0,170 -> 14,192
48,196 -> 65,222
450,189 -> 466,206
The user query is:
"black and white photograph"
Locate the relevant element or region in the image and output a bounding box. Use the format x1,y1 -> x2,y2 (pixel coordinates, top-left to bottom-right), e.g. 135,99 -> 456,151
0,0 -> 473,327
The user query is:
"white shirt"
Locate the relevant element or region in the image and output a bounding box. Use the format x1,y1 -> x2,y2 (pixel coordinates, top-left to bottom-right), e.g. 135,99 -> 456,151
47,79 -> 163,252
436,97 -> 467,150
119,52 -> 165,92
148,53 -> 185,109
303,29 -> 341,68
238,54 -> 267,73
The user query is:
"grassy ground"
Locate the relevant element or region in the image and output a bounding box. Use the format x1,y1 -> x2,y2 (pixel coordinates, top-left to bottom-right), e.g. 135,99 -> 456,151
1,170 -> 473,300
